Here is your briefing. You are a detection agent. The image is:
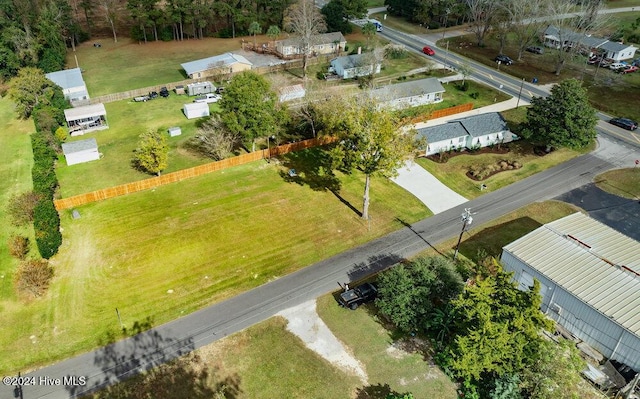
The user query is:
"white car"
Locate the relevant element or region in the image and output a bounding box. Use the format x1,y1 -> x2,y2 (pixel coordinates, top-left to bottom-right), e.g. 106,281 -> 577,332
608,62 -> 625,70
194,93 -> 221,104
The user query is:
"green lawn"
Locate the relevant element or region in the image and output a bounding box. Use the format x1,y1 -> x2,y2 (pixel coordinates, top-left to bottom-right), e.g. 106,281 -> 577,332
86,318 -> 360,399
606,0 -> 640,8
0,98 -> 37,300
0,147 -> 430,374
317,295 -> 459,398
595,168 -> 640,199
56,96 -> 218,197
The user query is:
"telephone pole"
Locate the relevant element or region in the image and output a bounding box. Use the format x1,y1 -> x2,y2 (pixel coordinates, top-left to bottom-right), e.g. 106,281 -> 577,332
453,208 -> 473,261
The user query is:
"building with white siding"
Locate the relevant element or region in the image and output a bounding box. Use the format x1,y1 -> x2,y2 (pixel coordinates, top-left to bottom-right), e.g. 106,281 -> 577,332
501,212 -> 640,371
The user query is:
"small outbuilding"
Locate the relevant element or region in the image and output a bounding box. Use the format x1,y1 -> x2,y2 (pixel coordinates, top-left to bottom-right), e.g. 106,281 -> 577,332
64,103 -> 108,136
168,126 -> 182,137
181,53 -> 253,79
62,138 -> 100,166
45,68 -> 89,105
183,102 -> 210,119
278,84 -> 306,102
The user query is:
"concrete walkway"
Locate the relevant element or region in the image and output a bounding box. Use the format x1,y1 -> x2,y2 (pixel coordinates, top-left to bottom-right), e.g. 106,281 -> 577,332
391,161 -> 468,214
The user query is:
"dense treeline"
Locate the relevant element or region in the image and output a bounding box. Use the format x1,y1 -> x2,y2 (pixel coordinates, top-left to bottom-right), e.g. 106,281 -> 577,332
384,0 -> 468,29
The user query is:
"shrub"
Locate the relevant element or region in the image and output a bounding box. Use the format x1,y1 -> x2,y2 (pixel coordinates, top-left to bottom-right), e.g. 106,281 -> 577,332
7,191 -> 40,226
33,198 -> 62,259
384,45 -> 408,59
14,259 -> 54,299
54,126 -> 67,143
458,81 -> 469,91
8,235 -> 30,260
469,92 -> 479,99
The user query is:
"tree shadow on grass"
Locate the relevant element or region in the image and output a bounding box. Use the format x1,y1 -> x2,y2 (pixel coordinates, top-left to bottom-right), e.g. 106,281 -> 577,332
70,317 -> 241,398
354,383 -> 412,399
278,148 -> 361,216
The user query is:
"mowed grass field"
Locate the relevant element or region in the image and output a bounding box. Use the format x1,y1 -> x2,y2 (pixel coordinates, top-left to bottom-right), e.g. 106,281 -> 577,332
0,149 -> 431,374
0,99 -> 37,299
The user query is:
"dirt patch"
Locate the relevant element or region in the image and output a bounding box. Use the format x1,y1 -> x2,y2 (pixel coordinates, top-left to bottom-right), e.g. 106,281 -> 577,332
386,336 -> 435,364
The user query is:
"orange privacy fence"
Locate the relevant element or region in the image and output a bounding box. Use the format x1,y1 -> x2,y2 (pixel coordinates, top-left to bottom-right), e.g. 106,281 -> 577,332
408,103 -> 474,124
54,136 -> 337,211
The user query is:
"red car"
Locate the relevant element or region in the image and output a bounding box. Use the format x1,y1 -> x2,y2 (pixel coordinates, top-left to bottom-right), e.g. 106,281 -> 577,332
422,46 -> 435,56
620,65 -> 639,74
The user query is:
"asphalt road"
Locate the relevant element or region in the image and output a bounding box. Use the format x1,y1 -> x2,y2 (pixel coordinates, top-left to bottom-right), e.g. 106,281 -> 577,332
1,151 -> 614,399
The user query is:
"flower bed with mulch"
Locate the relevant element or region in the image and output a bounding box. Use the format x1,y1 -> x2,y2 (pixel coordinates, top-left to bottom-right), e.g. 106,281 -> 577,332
427,145 -> 511,164
466,159 -> 523,181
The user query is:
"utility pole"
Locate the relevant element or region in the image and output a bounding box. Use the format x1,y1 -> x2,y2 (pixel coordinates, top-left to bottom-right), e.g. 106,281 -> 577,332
453,208 -> 473,261
444,40 -> 450,69
516,78 -> 525,108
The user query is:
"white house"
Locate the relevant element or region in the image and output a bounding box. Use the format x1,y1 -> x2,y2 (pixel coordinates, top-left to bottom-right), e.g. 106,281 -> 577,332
183,102 -> 210,119
275,32 -> 346,57
330,53 -> 382,79
64,103 -> 108,136
599,41 -> 637,61
278,84 -> 306,102
62,138 -> 100,166
371,78 -> 445,110
181,53 -> 253,79
501,212 -> 640,370
45,68 -> 89,105
417,112 -> 511,155
543,25 -> 637,60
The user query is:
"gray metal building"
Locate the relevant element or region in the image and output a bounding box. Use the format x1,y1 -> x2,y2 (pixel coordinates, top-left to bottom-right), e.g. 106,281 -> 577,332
501,212 -> 640,370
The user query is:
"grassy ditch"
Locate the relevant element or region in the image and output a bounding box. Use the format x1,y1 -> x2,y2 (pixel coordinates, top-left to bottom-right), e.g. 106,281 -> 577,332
595,167 -> 640,199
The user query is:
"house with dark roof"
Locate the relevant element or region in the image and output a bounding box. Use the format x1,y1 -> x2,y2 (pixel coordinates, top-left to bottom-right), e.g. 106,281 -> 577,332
45,68 -> 89,105
417,112 -> 512,155
62,138 -> 100,166
275,32 -> 346,57
543,25 -> 637,61
181,53 -> 253,79
371,78 -> 445,110
329,53 -> 381,79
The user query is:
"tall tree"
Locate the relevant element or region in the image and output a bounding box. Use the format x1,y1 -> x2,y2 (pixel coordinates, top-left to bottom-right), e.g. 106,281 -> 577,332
521,78 -> 598,149
219,71 -> 286,151
8,67 -> 62,119
100,0 -> 122,42
321,0 -> 351,34
319,96 -> 417,220
266,24 -> 281,42
132,129 -> 169,176
284,0 -> 327,77
361,21 -> 377,49
248,20 -> 261,48
466,0 -> 500,47
501,0 -> 548,61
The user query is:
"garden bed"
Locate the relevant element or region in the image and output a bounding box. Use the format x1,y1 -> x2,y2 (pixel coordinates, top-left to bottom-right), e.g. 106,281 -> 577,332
426,144 -> 511,163
467,159 -> 523,181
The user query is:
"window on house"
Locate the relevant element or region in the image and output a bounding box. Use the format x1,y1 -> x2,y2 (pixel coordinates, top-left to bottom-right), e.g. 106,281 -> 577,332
458,136 -> 465,143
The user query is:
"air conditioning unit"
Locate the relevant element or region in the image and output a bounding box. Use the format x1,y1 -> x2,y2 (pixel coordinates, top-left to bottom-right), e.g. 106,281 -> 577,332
550,303 -> 562,315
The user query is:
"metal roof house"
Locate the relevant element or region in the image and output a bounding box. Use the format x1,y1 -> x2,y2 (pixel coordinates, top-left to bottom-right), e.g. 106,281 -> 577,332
62,138 -> 100,166
501,212 -> 640,370
371,78 -> 445,110
417,112 -> 512,155
329,53 -> 382,79
275,32 -> 347,57
64,103 -> 108,136
543,25 -> 637,61
181,53 -> 253,79
45,68 -> 89,105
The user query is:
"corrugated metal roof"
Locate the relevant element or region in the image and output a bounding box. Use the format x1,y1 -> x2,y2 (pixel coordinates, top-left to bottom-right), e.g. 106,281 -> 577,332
62,138 -> 98,155
45,68 -> 86,90
277,32 -> 346,47
503,212 -> 640,336
64,103 -> 106,121
371,77 -> 445,101
181,53 -> 252,76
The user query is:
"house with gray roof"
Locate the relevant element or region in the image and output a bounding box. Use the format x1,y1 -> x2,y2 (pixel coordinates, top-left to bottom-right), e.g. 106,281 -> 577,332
64,103 -> 108,136
181,53 -> 253,79
45,68 -> 89,105
371,78 -> 445,110
543,25 -> 637,61
276,32 -> 346,57
501,212 -> 640,370
417,112 -> 512,155
329,53 -> 382,79
62,138 -> 100,166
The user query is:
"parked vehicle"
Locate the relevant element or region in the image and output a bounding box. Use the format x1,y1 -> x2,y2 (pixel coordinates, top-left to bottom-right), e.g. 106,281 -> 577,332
148,91 -> 159,99
422,46 -> 435,56
133,95 -> 150,102
215,86 -> 225,94
338,282 -> 378,310
618,65 -> 639,74
159,87 -> 170,97
193,93 -> 221,104
587,56 -> 602,65
609,117 -> 638,131
494,54 -> 513,65
608,62 -> 626,70
526,46 -> 544,54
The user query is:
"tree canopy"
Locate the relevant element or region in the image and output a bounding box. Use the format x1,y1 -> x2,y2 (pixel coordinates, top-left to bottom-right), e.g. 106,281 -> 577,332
321,0 -> 367,33
521,78 -> 598,149
219,71 -> 286,150
318,95 -> 417,220
8,67 -> 66,119
132,129 -> 169,176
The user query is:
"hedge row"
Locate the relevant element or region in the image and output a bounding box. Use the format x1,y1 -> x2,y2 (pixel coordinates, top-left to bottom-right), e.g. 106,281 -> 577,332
31,114 -> 62,259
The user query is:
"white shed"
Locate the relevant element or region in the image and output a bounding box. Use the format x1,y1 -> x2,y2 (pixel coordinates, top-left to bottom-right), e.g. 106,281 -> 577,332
168,126 -> 182,137
183,102 -> 210,119
278,84 -> 306,102
62,138 -> 100,166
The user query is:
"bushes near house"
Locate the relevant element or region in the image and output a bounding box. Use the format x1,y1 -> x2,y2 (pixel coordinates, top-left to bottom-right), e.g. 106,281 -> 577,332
8,235 -> 30,260
468,159 -> 522,181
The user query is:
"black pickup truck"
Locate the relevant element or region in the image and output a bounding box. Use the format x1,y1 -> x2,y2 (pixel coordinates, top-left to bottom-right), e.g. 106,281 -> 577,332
338,283 -> 378,310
